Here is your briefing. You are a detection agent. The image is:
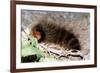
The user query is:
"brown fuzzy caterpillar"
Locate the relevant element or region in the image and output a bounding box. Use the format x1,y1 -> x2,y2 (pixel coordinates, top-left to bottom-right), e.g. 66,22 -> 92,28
31,21 -> 81,50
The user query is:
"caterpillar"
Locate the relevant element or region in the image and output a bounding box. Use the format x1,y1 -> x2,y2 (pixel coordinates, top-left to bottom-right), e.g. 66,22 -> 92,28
31,21 -> 81,51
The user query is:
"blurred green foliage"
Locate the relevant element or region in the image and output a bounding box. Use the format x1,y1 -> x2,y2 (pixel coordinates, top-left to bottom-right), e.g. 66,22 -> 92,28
21,36 -> 45,62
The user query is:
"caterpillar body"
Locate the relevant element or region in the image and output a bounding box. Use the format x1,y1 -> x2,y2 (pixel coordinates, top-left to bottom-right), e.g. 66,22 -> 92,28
31,22 -> 81,51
